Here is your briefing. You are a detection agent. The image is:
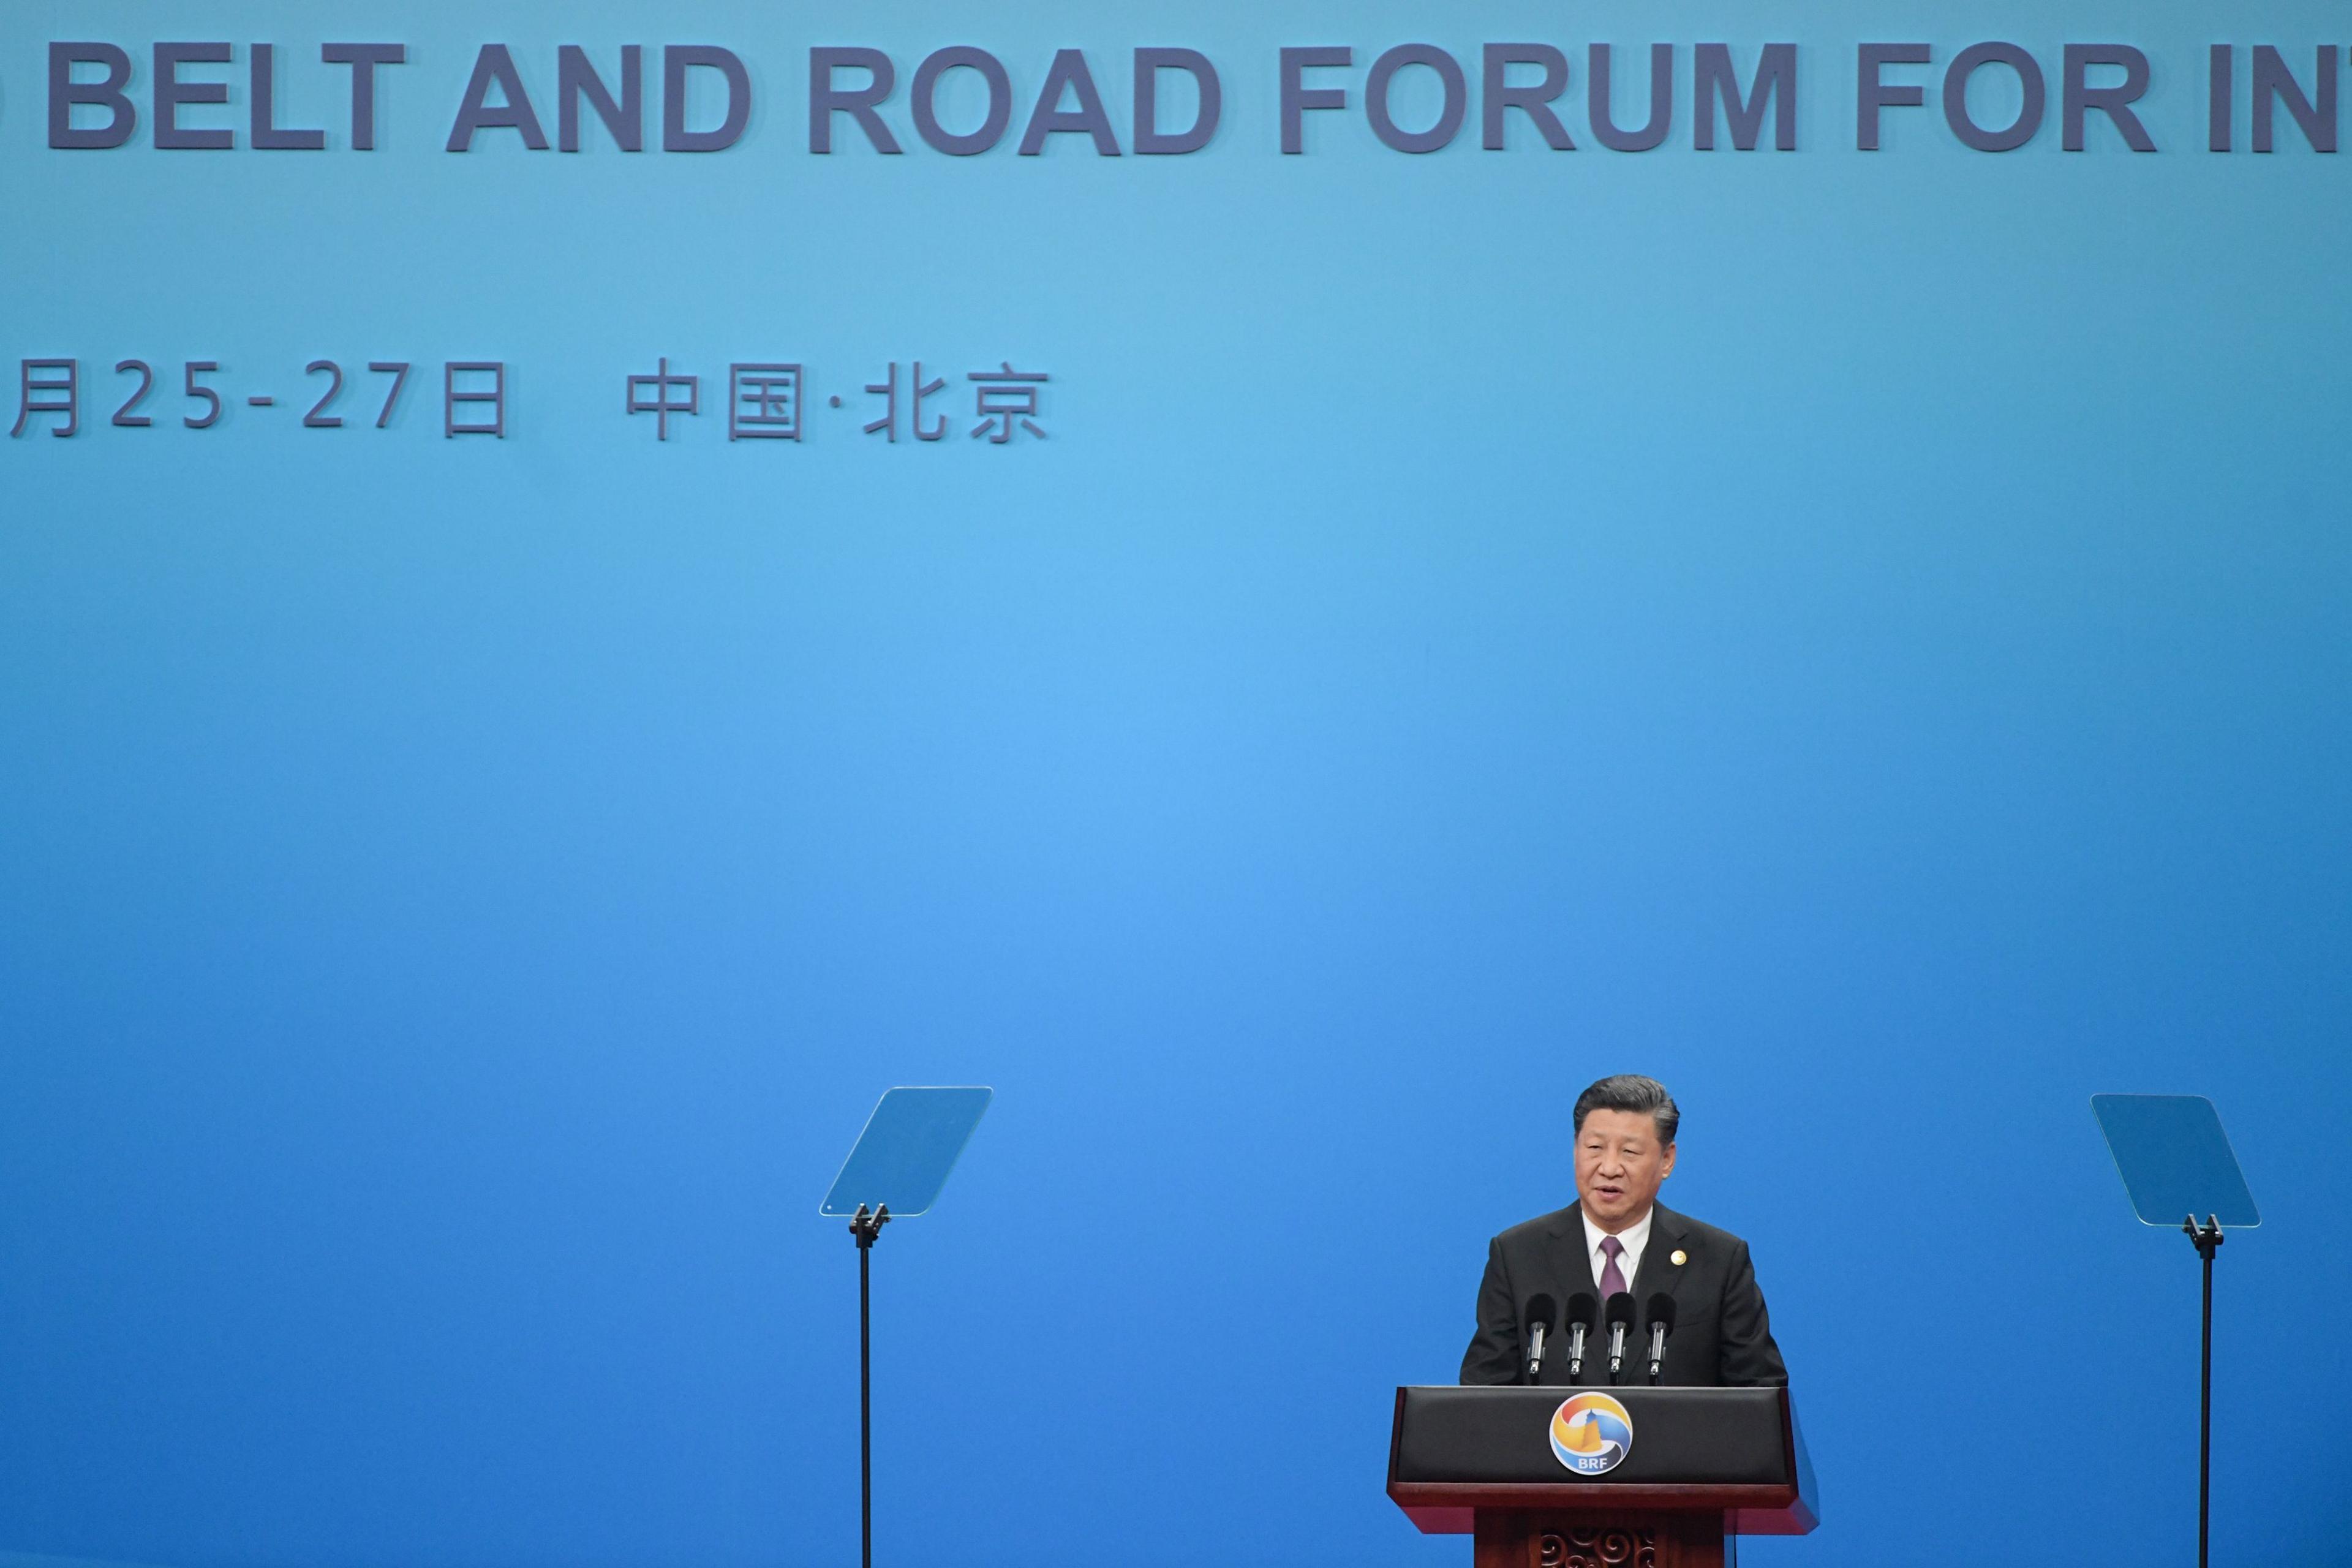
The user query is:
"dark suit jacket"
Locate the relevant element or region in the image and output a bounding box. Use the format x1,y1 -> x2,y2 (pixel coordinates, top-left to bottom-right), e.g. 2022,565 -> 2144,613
1459,1202 -> 1787,1388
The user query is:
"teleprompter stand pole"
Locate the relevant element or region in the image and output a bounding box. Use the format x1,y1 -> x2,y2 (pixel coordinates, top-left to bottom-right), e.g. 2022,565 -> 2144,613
850,1202 -> 891,1568
2184,1213 -> 2222,1568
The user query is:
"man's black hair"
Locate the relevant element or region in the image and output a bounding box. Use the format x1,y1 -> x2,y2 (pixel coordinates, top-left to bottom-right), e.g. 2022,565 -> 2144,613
1572,1074 -> 1679,1144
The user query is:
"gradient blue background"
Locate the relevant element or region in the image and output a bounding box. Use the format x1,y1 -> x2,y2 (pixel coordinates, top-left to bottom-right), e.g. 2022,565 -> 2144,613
3,2 -> 2348,1564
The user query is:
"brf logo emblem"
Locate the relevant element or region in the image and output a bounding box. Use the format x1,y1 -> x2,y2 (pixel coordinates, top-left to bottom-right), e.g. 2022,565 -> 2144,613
1548,1392 -> 1634,1476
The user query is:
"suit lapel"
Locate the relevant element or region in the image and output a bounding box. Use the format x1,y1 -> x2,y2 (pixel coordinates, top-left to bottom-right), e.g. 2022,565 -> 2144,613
1548,1207 -> 1601,1297
1542,1206 -> 1606,1385
1629,1204 -> 1692,1313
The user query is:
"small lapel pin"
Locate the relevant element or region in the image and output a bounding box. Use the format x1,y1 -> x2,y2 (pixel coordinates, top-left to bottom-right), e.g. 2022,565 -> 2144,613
1670,1250 -> 1687,1266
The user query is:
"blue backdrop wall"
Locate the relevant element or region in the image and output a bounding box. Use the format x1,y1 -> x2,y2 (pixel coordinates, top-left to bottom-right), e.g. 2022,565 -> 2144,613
3,2 -> 2348,1565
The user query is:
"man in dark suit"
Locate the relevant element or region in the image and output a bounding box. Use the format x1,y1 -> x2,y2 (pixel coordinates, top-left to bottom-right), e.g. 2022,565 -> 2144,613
1460,1074 -> 1787,1388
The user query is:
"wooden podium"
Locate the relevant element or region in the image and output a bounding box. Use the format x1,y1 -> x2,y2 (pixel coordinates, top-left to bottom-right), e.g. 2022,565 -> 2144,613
1387,1386 -> 1818,1568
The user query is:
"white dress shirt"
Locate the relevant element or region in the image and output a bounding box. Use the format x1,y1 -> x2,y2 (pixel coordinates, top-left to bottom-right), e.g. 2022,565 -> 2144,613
1580,1205 -> 1655,1294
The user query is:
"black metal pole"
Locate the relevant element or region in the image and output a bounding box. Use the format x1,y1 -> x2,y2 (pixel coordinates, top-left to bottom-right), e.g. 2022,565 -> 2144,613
2185,1214 -> 2222,1568
860,1227 -> 872,1568
850,1203 -> 890,1568
2199,1227 -> 2214,1568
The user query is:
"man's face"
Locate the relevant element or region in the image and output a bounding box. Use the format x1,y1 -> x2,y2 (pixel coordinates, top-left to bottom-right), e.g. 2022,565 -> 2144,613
1574,1109 -> 1676,1230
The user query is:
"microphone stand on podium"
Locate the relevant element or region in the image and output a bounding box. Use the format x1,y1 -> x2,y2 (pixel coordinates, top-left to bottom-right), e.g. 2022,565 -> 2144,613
2093,1095 -> 2259,1568
821,1087 -> 993,1568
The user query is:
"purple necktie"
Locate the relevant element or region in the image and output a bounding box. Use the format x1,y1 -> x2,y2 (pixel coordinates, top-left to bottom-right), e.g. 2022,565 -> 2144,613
1598,1235 -> 1627,1298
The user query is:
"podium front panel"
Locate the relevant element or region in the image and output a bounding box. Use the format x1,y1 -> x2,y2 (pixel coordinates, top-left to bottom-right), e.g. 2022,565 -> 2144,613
1392,1387 -> 1791,1487
1387,1385 -> 1815,1538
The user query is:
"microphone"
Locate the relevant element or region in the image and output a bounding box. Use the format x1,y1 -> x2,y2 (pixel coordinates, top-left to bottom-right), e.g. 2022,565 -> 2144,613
1644,1292 -> 1677,1384
1523,1294 -> 1558,1381
1563,1292 -> 1597,1381
1603,1292 -> 1636,1381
